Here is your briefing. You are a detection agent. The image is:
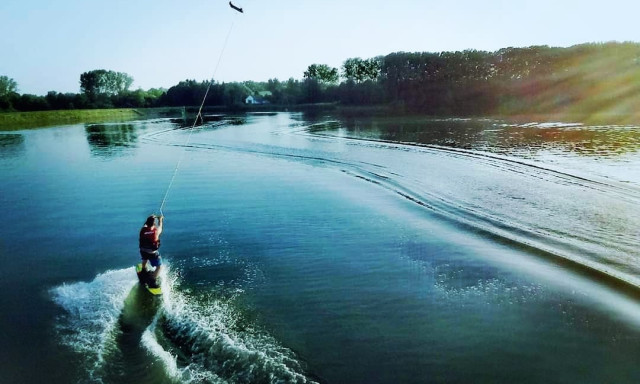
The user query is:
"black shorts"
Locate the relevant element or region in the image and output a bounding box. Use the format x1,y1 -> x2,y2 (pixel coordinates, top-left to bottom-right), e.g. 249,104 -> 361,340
140,251 -> 162,267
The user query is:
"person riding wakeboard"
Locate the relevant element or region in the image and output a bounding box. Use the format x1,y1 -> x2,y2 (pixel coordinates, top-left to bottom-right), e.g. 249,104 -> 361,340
139,214 -> 163,280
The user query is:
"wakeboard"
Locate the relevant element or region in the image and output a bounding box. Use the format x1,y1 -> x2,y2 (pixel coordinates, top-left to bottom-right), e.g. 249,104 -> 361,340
136,263 -> 162,295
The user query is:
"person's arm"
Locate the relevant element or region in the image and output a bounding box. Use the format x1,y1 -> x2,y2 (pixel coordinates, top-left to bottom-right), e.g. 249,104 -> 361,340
155,216 -> 164,238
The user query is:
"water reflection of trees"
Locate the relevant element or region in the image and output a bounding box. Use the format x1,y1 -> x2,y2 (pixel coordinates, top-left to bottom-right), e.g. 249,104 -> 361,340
85,123 -> 138,157
487,126 -> 640,158
0,133 -> 25,158
330,116 -> 640,157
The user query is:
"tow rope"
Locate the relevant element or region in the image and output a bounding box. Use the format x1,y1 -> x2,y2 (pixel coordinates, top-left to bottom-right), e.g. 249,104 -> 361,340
159,1 -> 244,216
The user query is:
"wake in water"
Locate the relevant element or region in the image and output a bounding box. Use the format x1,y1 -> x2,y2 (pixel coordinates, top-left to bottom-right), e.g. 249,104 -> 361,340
51,266 -> 316,384
147,286 -> 315,384
50,268 -> 138,382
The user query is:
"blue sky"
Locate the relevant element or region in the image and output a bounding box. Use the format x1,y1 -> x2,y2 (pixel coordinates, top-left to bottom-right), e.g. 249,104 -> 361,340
1,0 -> 639,95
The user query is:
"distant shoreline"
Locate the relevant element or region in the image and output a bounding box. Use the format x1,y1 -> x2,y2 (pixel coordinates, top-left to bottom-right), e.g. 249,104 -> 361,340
0,107 -> 185,130
0,105 -> 346,130
3,104 -> 640,131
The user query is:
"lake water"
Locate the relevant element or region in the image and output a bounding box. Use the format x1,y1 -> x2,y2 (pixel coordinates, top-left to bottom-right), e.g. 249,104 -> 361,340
2,112 -> 640,383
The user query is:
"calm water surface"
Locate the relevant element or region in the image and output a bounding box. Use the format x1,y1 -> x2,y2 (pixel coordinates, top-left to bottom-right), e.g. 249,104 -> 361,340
2,113 -> 640,383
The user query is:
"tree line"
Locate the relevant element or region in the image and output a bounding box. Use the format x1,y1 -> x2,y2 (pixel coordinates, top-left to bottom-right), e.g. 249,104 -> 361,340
2,42 -> 639,116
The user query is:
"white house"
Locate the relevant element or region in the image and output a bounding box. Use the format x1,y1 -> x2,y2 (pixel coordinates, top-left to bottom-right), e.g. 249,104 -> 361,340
245,95 -> 269,105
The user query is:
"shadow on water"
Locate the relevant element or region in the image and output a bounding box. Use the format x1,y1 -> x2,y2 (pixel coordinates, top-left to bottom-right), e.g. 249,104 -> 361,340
0,133 -> 25,157
103,285 -> 166,383
85,123 -> 138,157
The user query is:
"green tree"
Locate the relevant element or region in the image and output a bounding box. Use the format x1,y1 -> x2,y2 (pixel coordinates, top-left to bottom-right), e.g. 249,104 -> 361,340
0,76 -> 19,110
0,76 -> 18,97
223,82 -> 246,107
164,79 -> 206,106
265,78 -> 282,103
342,57 -> 381,83
14,94 -> 49,111
45,91 -> 79,110
304,64 -> 339,84
80,69 -> 134,99
283,78 -> 302,104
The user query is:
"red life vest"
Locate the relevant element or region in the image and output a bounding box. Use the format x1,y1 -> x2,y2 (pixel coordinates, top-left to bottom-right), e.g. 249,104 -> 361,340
139,225 -> 160,251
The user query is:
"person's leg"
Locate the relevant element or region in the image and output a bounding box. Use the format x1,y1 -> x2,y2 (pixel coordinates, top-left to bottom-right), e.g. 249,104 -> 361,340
140,251 -> 148,271
150,256 -> 162,279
